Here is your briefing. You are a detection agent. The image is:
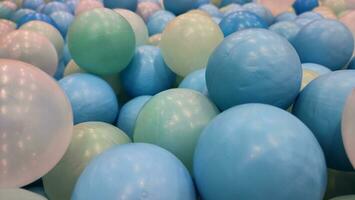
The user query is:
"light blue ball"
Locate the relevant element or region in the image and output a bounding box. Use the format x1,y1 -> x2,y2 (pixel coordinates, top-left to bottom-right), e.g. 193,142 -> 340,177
163,0 -> 197,15
50,11 -> 73,37
222,3 -> 245,17
293,19 -> 354,71
103,0 -> 137,10
121,45 -> 176,98
54,60 -> 65,80
195,0 -> 210,7
179,68 -> 208,96
220,0 -> 252,7
194,103 -> 327,200
198,4 -> 222,18
302,63 -> 332,75
65,0 -> 78,14
59,73 -> 119,124
275,12 -> 297,22
22,0 -> 45,10
269,21 -> 300,43
348,57 -> 355,69
0,3 -> 15,19
147,10 -> 175,36
17,12 -> 56,28
293,70 -> 355,171
206,29 -> 302,110
212,17 -> 221,24
10,9 -> 35,24
72,143 -> 196,200
41,2 -> 70,16
243,2 -> 274,25
298,11 -> 323,20
116,95 -> 152,139
220,11 -> 267,36
293,0 -> 318,14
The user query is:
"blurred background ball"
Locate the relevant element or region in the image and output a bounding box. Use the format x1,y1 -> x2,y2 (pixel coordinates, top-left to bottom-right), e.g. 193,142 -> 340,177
163,0 -> 197,15
0,19 -> 16,37
0,189 -> 47,200
22,0 -> 44,10
147,10 -> 175,36
50,11 -> 74,37
41,1 -> 69,16
103,0 -> 137,10
342,89 -> 355,168
17,13 -> 56,28
179,68 -> 208,96
302,63 -> 332,75
10,9 -> 35,24
136,1 -> 161,22
293,0 -> 319,14
0,59 -> 73,188
269,21 -> 300,43
242,2 -> 274,25
258,0 -> 295,16
75,0 -> 103,16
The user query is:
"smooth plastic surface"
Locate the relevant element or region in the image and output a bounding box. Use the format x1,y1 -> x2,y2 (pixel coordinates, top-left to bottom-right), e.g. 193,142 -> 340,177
269,21 -> 300,43
50,11 -> 74,37
42,2 -> 69,16
243,2 -> 274,25
136,1 -> 161,22
103,0 -> 137,10
0,19 -> 15,37
258,0 -> 295,15
179,68 -> 208,96
75,0 -> 103,16
293,0 -> 319,14
147,10 -> 175,36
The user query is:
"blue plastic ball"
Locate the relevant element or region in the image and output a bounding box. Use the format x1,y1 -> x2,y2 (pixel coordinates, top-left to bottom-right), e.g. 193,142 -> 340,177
293,0 -> 319,14
206,29 -> 302,110
348,57 -> 355,69
243,2 -> 274,25
298,11 -> 323,20
116,95 -> 152,139
65,0 -> 79,14
195,0 -> 210,7
293,19 -> 354,71
219,11 -> 267,36
121,45 -> 176,97
59,73 -> 119,124
17,12 -> 56,28
269,21 -> 300,43
42,2 -> 70,16
72,143 -> 196,200
222,3 -> 245,17
10,9 -> 35,24
194,103 -> 327,200
220,0 -> 252,7
103,0 -> 137,10
302,63 -> 332,75
275,12 -> 297,22
163,0 -> 197,15
22,0 -> 45,10
50,11 -> 73,37
198,4 -> 222,18
147,10 -> 175,36
293,70 -> 355,171
212,17 -> 221,24
179,68 -> 208,96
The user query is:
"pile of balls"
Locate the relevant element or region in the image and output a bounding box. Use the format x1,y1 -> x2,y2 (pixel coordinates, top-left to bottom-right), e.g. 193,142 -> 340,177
0,0 -> 355,199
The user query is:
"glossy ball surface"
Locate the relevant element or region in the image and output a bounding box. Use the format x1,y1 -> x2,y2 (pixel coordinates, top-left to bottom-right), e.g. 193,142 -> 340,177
269,21 -> 300,43
17,13 -> 56,28
179,68 -> 208,96
50,11 -> 74,37
147,10 -> 175,36
103,0 -> 137,10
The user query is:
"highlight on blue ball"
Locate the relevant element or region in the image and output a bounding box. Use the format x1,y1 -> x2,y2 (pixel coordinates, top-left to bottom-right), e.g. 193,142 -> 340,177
10,8 -> 35,24
179,68 -> 208,96
50,11 -> 74,37
41,1 -> 70,16
22,0 -> 45,11
269,21 -> 300,43
163,0 -> 197,15
147,10 -> 175,36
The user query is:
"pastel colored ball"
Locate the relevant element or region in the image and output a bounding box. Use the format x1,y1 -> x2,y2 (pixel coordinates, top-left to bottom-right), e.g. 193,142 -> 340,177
116,95 -> 152,139
258,0 -> 295,16
0,30 -> 58,76
198,4 -> 222,18
0,19 -> 16,37
194,103 -> 327,200
340,11 -> 355,47
17,13 -> 56,28
0,1 -> 16,19
72,143 -> 196,200
50,11 -> 74,37
219,11 -> 267,37
302,63 -> 332,75
59,73 -> 119,124
243,2 -> 274,25
134,89 -> 219,172
68,8 -> 135,75
103,0 -> 137,10
160,12 -> 223,77
206,29 -> 302,110
220,0 -> 252,7
41,2 -> 69,16
269,21 -> 300,43
22,0 -> 44,10
178,68 -> 208,96
275,12 -> 297,22
147,10 -> 175,36
75,0 -> 103,16
293,70 -> 355,171
293,0 -> 319,14
0,189 -> 47,200
65,0 -> 78,14
121,45 -> 175,97
0,59 -> 73,188
163,0 -> 197,15
10,8 -> 35,23
293,19 -> 354,71
43,122 -> 131,200
136,1 -> 161,22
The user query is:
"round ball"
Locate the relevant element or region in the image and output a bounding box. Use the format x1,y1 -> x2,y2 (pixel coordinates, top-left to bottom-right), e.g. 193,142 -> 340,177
17,13 -> 56,28
136,1 -> 161,22
10,9 -> 35,24
206,29 -> 302,110
22,0 -> 44,10
50,11 -> 74,37
178,68 -> 208,96
43,122 -> 131,200
0,189 -> 47,200
163,0 -> 197,15
243,2 -> 274,25
41,2 -> 69,16
293,0 -> 319,14
269,21 -> 300,43
68,8 -> 135,75
160,12 -> 223,77
194,103 -> 327,200
198,4 -> 222,18
103,0 -> 137,10
0,19 -> 16,37
72,143 -> 196,200
75,0 -> 103,16
147,10 -> 175,36
258,0 -> 295,16
0,59 -> 73,187
275,12 -> 297,22
293,70 -> 355,170
59,73 -> 119,124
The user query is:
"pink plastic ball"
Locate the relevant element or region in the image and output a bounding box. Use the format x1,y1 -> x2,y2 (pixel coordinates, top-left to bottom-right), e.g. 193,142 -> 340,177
136,2 -> 161,22
75,0 -> 104,16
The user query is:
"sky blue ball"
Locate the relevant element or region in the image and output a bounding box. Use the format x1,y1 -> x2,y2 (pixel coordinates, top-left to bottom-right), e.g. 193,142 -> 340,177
103,0 -> 137,10
275,12 -> 297,22
179,68 -> 208,96
65,0 -> 78,14
72,143 -> 196,200
50,11 -> 73,37
10,9 -> 35,24
223,3 -> 245,17
41,2 -> 69,16
302,63 -> 331,75
198,4 -> 222,18
17,12 -> 56,28
212,17 -> 221,24
147,10 -> 175,36
121,45 -> 176,98
59,73 -> 119,124
163,0 -> 197,15
219,11 -> 267,36
220,0 -> 252,7
348,57 -> 355,70
298,11 -> 323,20
206,29 -> 302,111
293,0 -> 319,14
293,19 -> 354,71
194,103 -> 327,200
117,95 -> 152,139
243,2 -> 274,25
269,21 -> 300,44
293,70 -> 355,171
22,0 -> 45,10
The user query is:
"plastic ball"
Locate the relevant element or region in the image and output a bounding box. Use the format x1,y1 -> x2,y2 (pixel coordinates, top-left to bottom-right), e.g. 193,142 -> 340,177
147,33 -> 161,46
10,9 -> 35,24
302,63 -> 332,75
298,11 -> 323,19
198,4 -> 222,18
293,19 -> 354,71
134,89 -> 219,171
179,68 -> 208,96
43,122 -> 131,200
160,12 -> 223,77
121,45 -> 175,97
68,8 -> 135,75
340,11 -> 355,46
72,143 -> 196,200
293,0 -> 319,14
0,59 -> 73,187
0,19 -> 15,37
59,73 -> 119,124
17,13 -> 56,28
117,95 -> 152,139
258,0 -> 295,16
206,29 -> 302,110
50,11 -> 74,37
194,103 -> 327,200
0,2 -> 16,19
65,0 -> 78,14
19,20 -> 64,59
114,9 -> 149,47
136,1 -> 161,22
293,70 -> 355,171
220,0 -> 252,7
147,10 -> 175,36
74,0 -> 103,16
221,3 -> 245,16
219,11 -> 267,37
0,189 -> 47,200
41,2 -> 69,16
275,12 -> 297,22
0,30 -> 58,76
243,2 -> 274,25
342,89 -> 355,168
163,0 -> 196,15
269,21 -> 300,43
22,0 -> 44,10
103,0 -> 137,10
